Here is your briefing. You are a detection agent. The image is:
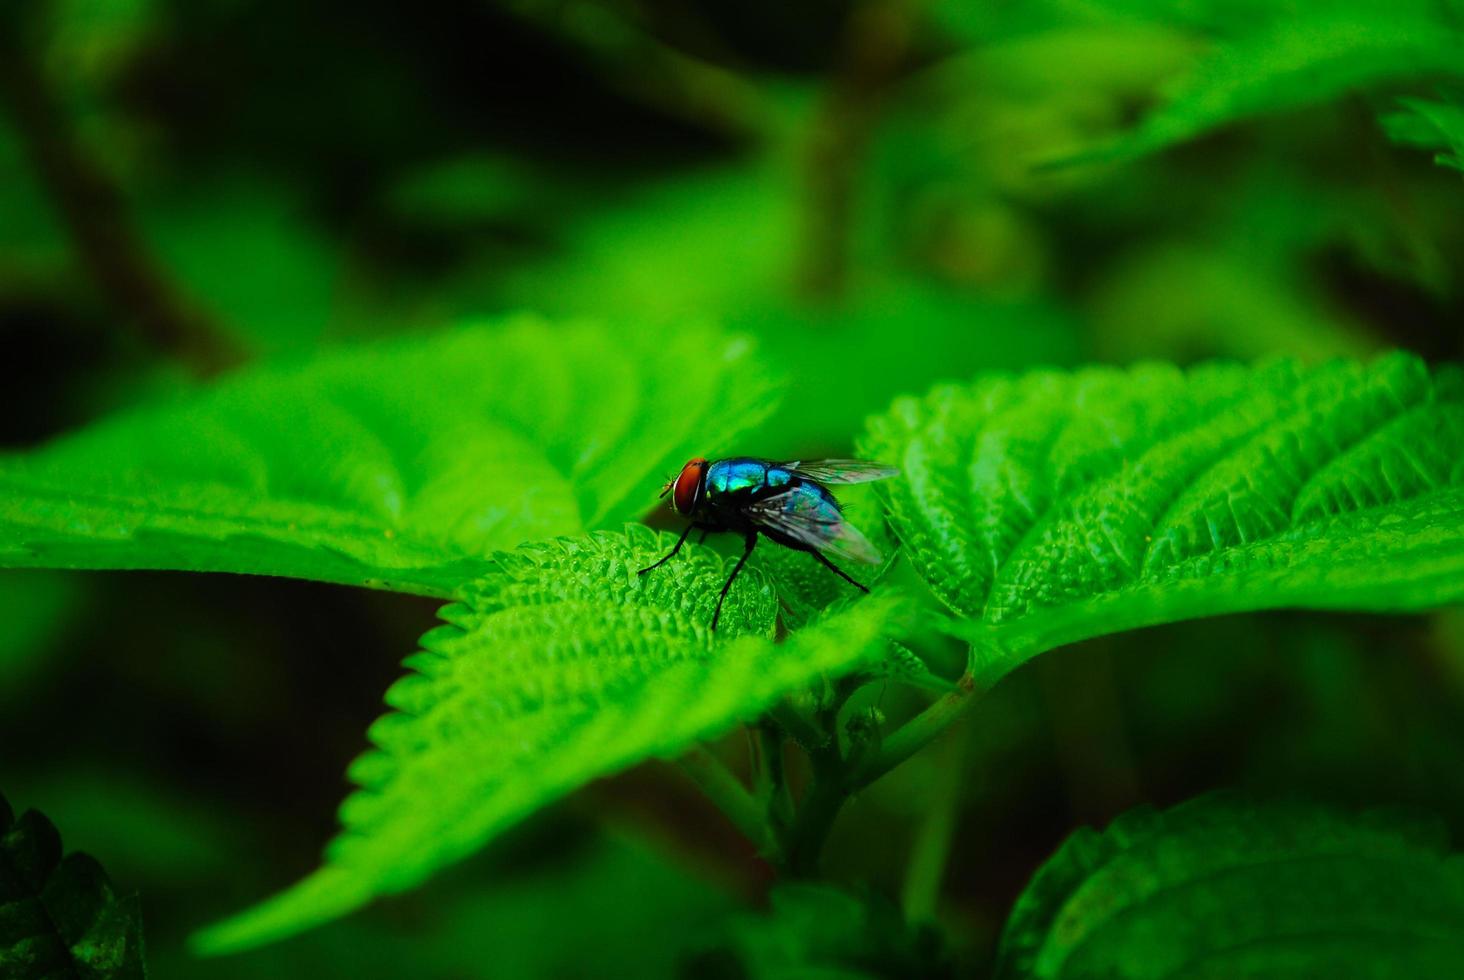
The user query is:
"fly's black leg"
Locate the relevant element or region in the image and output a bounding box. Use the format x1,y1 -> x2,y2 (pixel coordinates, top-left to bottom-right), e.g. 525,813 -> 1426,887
638,521 -> 695,576
810,549 -> 869,593
697,528 -> 711,546
711,532 -> 758,631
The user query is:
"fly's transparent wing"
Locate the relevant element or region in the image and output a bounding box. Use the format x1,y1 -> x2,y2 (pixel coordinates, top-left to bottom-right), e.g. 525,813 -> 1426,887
745,487 -> 885,564
778,459 -> 900,485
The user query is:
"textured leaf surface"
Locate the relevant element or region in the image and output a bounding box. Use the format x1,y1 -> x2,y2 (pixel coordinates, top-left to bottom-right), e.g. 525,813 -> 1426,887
0,791 -> 147,979
0,318 -> 774,596
195,527 -> 905,952
861,356 -> 1464,684
994,795 -> 1464,979
1058,7 -> 1464,165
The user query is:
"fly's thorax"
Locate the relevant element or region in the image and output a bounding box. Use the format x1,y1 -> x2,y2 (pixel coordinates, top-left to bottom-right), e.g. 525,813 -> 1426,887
705,457 -> 795,502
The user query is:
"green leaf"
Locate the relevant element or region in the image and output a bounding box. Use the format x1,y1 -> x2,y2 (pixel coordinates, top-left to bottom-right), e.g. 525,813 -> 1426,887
485,165 -> 798,323
0,116 -> 68,268
994,795 -> 1464,979
142,180 -> 347,354
684,883 -> 954,980
163,834 -> 736,980
194,527 -> 906,953
0,318 -> 775,597
1383,96 -> 1464,174
0,573 -> 78,704
1,790 -> 148,979
860,355 -> 1464,685
1055,7 -> 1464,166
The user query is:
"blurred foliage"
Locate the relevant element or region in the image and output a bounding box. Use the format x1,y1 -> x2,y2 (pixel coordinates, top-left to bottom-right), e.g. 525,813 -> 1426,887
0,572 -> 78,703
1046,0 -> 1464,167
682,883 -> 955,979
1,790 -> 148,979
995,795 -> 1464,978
3,0 -> 1464,976
1385,94 -> 1464,175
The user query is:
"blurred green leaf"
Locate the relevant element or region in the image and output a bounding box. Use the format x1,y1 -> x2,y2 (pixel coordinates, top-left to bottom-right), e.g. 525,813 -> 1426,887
428,161 -> 1079,452
683,883 -> 954,980
384,152 -> 556,229
6,771 -> 237,887
1,790 -> 147,979
1088,242 -> 1376,361
994,795 -> 1464,979
490,0 -> 770,139
0,117 -> 69,281
1056,6 -> 1464,165
42,0 -> 160,84
194,528 -> 906,952
161,833 -> 736,980
745,289 -> 1079,456
142,181 -> 346,354
903,21 -> 1200,188
926,0 -> 1291,46
0,572 -> 77,700
0,318 -> 775,596
1383,95 -> 1464,174
486,165 -> 798,322
861,356 -> 1464,684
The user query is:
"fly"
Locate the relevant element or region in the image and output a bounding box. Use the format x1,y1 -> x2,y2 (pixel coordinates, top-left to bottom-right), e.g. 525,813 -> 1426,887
638,456 -> 899,630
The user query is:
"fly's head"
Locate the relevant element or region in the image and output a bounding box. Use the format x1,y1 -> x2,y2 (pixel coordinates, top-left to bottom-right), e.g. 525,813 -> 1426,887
661,457 -> 709,517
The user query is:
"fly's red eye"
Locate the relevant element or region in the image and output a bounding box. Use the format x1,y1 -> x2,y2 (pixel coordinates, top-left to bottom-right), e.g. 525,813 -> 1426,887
673,458 -> 707,515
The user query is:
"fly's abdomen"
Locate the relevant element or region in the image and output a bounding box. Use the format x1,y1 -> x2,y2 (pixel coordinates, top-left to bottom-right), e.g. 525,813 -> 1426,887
757,482 -> 842,543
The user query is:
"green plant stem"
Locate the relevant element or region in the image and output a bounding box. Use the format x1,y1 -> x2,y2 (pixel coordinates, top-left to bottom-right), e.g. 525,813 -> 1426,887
784,741 -> 849,877
770,701 -> 828,752
495,0 -> 771,141
779,677 -> 866,873
0,28 -> 243,376
691,673 -> 983,877
849,673 -> 980,793
798,0 -> 914,297
780,673 -> 982,876
676,746 -> 775,856
758,722 -> 796,839
899,719 -> 969,922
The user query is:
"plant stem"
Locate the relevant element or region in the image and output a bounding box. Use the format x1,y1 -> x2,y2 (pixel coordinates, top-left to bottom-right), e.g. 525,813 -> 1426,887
691,672 -> 983,877
496,0 -> 771,142
770,701 -> 828,752
758,722 -> 796,839
778,672 -> 984,876
676,745 -> 775,856
797,0 -> 914,298
849,673 -> 980,793
0,27 -> 243,376
783,740 -> 848,877
899,718 -> 969,922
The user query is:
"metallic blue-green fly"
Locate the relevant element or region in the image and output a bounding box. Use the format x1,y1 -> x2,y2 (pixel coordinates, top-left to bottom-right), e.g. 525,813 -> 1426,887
639,456 -> 899,630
